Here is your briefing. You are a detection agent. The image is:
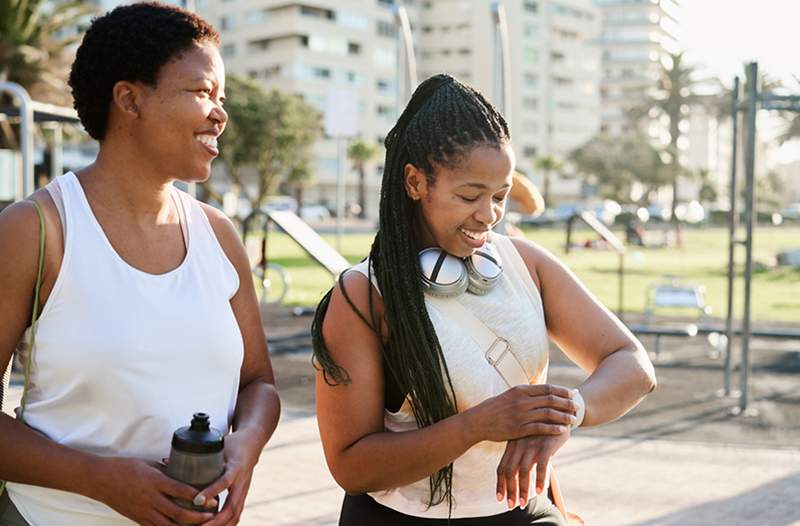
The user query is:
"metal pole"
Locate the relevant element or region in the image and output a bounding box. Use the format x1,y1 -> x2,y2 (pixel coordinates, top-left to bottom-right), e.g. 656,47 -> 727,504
491,2 -> 512,115
335,138 -> 345,252
618,252 -> 625,321
0,82 -> 34,200
723,77 -> 740,397
49,123 -> 63,180
739,62 -> 758,413
393,5 -> 417,108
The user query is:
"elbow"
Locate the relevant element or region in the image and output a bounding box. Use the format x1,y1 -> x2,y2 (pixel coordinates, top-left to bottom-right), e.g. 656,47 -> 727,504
330,467 -> 372,495
639,349 -> 658,395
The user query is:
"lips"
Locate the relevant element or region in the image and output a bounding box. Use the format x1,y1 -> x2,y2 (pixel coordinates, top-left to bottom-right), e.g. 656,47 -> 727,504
195,134 -> 219,157
459,227 -> 488,248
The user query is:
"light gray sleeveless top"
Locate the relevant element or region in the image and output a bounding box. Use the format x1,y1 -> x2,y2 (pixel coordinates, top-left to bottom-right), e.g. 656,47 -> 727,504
349,232 -> 550,518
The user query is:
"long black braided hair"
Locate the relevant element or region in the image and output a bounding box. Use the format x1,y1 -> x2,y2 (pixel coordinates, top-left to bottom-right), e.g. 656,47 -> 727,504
312,74 -> 510,510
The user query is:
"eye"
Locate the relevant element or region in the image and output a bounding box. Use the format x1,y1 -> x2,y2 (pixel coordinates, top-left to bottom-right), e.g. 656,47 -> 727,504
459,195 -> 479,203
196,88 -> 212,95
493,194 -> 508,203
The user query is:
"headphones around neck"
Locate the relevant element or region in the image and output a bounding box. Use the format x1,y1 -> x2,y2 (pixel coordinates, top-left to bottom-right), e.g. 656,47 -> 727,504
419,242 -> 503,298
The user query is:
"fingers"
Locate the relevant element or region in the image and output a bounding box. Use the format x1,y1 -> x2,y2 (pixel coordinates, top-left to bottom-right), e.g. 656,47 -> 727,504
201,474 -> 251,526
517,384 -> 574,401
524,407 -> 577,427
535,456 -> 551,496
154,494 -> 215,525
519,422 -> 568,437
195,468 -> 236,509
496,442 -> 523,509
517,449 -> 537,508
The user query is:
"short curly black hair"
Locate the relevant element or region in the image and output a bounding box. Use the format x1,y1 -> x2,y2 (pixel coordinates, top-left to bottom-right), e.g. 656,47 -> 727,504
69,2 -> 220,140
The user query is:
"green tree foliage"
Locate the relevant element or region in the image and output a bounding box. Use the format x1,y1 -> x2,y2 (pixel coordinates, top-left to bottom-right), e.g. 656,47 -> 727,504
0,0 -> 95,105
212,75 -> 322,210
347,138 -> 378,219
696,168 -> 718,204
569,133 -> 667,203
533,155 -> 561,205
629,52 -> 702,218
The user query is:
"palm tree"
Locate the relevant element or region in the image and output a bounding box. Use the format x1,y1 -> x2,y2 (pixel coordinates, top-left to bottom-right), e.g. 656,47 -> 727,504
533,155 -> 561,205
779,114 -> 800,144
347,138 -> 377,219
0,0 -> 95,106
637,52 -> 702,219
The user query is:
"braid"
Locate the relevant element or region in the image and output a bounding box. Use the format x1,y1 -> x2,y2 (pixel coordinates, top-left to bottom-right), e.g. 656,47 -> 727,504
312,74 -> 510,512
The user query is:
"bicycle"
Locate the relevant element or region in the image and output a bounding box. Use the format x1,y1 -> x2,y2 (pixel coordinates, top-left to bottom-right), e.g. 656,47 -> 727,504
252,261 -> 291,307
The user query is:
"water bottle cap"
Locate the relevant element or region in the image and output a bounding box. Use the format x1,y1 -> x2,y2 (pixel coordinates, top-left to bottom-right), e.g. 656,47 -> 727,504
171,412 -> 224,454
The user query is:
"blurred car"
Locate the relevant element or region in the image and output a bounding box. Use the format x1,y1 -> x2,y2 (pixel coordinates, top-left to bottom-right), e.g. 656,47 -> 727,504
299,204 -> 332,222
781,203 -> 800,221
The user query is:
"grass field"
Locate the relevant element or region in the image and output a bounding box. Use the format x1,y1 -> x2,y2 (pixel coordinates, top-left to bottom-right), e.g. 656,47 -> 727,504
255,225 -> 800,323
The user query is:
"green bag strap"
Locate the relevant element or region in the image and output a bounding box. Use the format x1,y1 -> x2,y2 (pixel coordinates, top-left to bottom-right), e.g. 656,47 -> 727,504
19,199 -> 47,421
1,199 -> 45,497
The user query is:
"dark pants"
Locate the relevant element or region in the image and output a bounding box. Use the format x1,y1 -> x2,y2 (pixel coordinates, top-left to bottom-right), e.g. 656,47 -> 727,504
340,493 -> 566,526
0,491 -> 29,526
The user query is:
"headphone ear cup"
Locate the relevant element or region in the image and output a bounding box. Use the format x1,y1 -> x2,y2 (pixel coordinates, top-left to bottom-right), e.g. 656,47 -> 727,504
465,243 -> 503,295
419,248 -> 469,297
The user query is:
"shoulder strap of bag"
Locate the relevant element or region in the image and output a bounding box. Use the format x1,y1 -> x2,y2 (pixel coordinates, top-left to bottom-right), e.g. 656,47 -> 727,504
0,199 -> 46,497
426,295 -> 581,524
424,295 -> 531,388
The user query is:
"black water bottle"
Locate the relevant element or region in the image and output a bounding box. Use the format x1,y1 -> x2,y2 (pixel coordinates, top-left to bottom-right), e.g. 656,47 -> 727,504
166,413 -> 225,516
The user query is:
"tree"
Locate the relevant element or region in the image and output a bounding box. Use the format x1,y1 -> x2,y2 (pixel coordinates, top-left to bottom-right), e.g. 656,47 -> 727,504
285,160 -> 314,211
533,155 -> 561,205
0,0 -> 95,106
211,75 -> 322,211
568,132 -> 667,203
627,53 -> 704,218
347,138 -> 378,219
778,114 -> 800,144
696,168 -> 718,204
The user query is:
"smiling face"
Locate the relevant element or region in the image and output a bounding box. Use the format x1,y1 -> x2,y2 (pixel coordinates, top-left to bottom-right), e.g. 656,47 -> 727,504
129,42 -> 227,183
405,143 -> 515,258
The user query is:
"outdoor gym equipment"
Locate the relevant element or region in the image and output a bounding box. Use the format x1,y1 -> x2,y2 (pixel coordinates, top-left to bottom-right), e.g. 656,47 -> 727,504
723,63 -> 800,412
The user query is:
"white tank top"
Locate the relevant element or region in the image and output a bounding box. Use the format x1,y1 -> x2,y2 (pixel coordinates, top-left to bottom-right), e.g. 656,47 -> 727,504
7,172 -> 244,525
350,233 -> 550,518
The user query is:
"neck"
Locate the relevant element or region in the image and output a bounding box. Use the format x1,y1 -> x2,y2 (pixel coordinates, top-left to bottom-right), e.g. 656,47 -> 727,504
75,140 -> 177,226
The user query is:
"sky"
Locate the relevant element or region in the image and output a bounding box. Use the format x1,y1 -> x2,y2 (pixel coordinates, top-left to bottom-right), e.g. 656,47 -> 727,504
681,0 -> 799,87
681,0 -> 800,162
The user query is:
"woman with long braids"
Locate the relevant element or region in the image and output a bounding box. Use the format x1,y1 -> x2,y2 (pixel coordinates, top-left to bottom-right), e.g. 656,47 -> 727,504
312,75 -> 656,525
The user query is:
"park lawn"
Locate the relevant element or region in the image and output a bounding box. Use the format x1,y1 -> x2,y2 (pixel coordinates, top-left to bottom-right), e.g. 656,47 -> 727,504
259,226 -> 800,323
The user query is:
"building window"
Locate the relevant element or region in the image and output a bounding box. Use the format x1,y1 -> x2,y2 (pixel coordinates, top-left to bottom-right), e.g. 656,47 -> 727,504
523,1 -> 538,14
245,9 -> 265,25
376,79 -> 393,93
524,73 -> 538,87
313,67 -> 332,79
377,20 -> 397,38
221,44 -> 236,58
348,42 -> 361,55
458,48 -> 471,56
300,5 -> 334,20
522,97 -> 538,110
523,146 -> 538,157
377,104 -> 395,117
220,15 -> 235,31
338,11 -> 369,30
523,47 -> 538,64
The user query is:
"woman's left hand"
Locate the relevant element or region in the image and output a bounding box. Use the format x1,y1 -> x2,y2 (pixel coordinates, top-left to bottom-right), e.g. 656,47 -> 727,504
495,429 -> 571,510
196,429 -> 263,526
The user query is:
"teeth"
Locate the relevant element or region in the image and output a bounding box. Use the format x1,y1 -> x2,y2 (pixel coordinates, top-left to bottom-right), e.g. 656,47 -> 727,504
460,228 -> 485,241
196,135 -> 218,148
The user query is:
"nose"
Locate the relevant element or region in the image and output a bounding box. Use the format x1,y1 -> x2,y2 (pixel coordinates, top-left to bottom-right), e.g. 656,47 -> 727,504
209,101 -> 228,128
474,198 -> 501,226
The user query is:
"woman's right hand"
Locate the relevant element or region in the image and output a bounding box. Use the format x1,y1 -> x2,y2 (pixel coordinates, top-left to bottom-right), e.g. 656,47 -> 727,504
465,384 -> 577,443
89,457 -> 216,526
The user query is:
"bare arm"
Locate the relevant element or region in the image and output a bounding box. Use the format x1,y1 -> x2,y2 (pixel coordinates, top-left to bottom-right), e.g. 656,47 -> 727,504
195,204 -> 281,525
316,272 -> 573,495
512,237 -> 657,426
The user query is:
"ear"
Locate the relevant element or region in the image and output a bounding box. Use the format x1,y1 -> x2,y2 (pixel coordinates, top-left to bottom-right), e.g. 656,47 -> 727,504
111,80 -> 143,119
403,163 -> 428,201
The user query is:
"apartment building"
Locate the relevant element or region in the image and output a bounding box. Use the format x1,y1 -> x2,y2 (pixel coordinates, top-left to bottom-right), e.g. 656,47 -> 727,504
196,0 -> 399,217
409,0 -> 602,202
594,0 -> 680,138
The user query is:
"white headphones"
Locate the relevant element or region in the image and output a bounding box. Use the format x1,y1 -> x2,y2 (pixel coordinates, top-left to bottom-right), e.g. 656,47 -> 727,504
419,242 -> 503,297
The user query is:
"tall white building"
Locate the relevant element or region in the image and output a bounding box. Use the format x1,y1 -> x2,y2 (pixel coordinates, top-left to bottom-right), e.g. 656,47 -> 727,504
197,0 -> 400,218
594,0 -> 680,137
410,0 -> 601,202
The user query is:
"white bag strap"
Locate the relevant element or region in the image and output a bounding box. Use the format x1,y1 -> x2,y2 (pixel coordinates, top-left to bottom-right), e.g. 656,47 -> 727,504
426,296 -> 530,387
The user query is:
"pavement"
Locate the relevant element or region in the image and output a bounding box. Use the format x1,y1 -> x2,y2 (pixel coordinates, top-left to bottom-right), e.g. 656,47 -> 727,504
3,310 -> 799,525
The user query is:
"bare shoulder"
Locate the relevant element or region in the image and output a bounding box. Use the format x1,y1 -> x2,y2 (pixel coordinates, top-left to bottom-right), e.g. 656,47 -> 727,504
323,269 -> 386,349
508,235 -> 562,291
197,201 -> 248,267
